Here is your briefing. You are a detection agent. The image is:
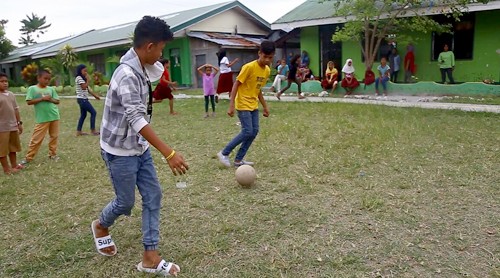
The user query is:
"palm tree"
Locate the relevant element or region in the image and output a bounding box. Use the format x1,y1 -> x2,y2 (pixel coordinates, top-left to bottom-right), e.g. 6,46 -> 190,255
59,44 -> 78,84
19,13 -> 51,46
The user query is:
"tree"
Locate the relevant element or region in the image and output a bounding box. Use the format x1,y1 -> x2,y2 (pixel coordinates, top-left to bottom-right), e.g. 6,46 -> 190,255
0,20 -> 15,59
59,44 -> 78,84
19,13 -> 51,46
329,0 -> 489,69
41,56 -> 66,86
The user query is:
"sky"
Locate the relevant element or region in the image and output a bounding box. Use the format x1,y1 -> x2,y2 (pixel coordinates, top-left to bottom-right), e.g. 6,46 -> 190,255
3,0 -> 306,46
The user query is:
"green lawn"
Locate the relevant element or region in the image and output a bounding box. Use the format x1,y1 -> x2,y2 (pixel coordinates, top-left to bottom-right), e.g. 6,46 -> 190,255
1,97 -> 499,277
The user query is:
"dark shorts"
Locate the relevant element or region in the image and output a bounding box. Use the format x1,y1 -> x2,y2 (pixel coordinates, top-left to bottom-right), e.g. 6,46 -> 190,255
153,83 -> 173,100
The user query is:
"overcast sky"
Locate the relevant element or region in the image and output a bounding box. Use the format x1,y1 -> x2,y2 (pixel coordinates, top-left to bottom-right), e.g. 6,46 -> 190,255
3,0 -> 306,46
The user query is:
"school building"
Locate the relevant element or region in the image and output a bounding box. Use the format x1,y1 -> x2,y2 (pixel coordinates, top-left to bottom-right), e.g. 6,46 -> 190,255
271,0 -> 500,86
0,1 -> 270,88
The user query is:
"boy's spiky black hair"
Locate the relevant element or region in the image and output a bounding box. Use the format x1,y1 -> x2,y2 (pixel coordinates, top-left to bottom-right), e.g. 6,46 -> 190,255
134,16 -> 174,47
260,40 -> 276,55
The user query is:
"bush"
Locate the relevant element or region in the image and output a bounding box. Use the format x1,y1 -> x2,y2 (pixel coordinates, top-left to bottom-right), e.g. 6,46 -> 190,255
21,63 -> 38,85
63,85 -> 73,94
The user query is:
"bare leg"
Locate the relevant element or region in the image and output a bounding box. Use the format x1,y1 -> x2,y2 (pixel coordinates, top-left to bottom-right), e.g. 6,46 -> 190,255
169,98 -> 177,115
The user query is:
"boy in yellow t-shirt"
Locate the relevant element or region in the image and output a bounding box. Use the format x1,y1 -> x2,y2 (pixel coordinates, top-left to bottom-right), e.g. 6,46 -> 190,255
217,40 -> 275,167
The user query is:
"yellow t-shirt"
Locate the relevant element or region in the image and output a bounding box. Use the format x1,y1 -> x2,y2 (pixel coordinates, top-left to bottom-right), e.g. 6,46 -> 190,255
235,60 -> 270,111
326,67 -> 338,79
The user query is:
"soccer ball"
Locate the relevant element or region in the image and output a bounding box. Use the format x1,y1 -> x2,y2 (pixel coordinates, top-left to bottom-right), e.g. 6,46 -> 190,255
235,165 -> 256,187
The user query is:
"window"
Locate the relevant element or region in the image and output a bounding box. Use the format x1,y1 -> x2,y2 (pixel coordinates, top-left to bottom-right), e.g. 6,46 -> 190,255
431,13 -> 475,60
88,53 -> 106,74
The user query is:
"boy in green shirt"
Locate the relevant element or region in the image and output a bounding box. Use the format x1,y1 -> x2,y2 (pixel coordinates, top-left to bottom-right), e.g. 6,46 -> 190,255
438,43 -> 455,84
21,69 -> 60,165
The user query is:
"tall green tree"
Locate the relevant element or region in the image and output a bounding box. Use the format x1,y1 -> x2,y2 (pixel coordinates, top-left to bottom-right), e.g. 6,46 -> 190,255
329,0 -> 489,69
19,13 -> 51,46
59,44 -> 78,84
0,20 -> 15,59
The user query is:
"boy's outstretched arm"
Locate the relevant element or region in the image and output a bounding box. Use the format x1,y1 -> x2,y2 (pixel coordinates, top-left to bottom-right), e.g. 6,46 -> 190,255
139,125 -> 189,176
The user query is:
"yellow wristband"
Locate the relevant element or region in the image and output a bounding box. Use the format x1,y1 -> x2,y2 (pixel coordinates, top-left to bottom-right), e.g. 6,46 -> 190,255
166,150 -> 176,161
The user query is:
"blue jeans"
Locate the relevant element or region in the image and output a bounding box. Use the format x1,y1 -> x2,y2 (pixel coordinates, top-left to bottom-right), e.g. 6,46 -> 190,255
375,76 -> 390,93
222,110 -> 259,161
77,98 -> 97,131
99,148 -> 162,251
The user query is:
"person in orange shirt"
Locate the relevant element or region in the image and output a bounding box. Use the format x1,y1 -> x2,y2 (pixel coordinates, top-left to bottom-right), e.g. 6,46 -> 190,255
217,40 -> 275,167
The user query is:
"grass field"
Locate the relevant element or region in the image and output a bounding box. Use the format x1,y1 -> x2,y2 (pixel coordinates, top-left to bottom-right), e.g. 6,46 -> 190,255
1,96 -> 499,277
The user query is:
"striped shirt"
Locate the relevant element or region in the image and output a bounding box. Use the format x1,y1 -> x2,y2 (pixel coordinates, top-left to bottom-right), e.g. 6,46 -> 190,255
75,76 -> 89,99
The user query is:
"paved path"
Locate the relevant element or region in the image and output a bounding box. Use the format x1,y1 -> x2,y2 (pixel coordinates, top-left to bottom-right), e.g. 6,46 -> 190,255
177,94 -> 500,114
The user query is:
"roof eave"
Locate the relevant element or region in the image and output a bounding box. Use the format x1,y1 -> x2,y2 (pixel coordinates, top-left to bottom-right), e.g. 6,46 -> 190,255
271,1 -> 500,30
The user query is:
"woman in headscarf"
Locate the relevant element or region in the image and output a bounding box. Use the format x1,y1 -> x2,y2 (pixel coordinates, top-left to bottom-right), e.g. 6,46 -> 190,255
341,59 -> 360,95
75,64 -> 101,136
215,49 -> 239,102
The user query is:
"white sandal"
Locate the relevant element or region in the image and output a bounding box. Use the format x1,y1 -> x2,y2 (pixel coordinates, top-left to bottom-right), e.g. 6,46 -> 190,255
91,219 -> 117,256
137,259 -> 180,276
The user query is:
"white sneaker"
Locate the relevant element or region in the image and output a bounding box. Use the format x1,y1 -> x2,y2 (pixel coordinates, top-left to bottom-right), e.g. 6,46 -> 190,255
217,151 -> 231,167
234,160 -> 255,167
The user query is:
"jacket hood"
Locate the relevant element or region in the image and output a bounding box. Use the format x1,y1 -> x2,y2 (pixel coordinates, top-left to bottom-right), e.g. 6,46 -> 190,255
120,48 -> 164,82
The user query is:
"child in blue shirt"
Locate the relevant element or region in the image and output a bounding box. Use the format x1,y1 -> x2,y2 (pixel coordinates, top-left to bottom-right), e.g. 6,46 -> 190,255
375,57 -> 391,96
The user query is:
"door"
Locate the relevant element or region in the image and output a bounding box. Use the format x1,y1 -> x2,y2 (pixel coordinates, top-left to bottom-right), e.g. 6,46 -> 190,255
169,48 -> 182,85
195,54 -> 206,88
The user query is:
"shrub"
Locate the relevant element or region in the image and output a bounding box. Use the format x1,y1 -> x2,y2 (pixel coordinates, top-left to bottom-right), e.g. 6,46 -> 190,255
21,63 -> 38,85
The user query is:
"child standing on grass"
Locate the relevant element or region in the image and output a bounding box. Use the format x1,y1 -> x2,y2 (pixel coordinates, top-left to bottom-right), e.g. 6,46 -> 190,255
0,73 -> 24,174
91,16 -> 188,277
217,40 -> 275,168
152,59 -> 178,115
21,69 -> 60,165
197,63 -> 219,118
75,64 -> 101,136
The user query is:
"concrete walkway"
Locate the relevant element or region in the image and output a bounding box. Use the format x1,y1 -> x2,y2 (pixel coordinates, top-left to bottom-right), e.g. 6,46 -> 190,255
177,93 -> 500,114
18,93 -> 500,114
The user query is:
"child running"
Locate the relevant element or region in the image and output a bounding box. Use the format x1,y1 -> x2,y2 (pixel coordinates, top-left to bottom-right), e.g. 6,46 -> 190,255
197,63 -> 219,118
217,40 -> 275,167
91,16 -> 188,277
152,59 -> 178,115
21,69 -> 60,165
0,73 -> 24,174
275,54 -> 305,100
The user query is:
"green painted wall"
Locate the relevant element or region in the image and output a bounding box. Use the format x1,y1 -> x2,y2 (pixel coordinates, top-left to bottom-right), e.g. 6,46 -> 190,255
342,10 -> 500,82
342,41 -> 362,76
164,37 -> 192,86
300,27 -> 321,77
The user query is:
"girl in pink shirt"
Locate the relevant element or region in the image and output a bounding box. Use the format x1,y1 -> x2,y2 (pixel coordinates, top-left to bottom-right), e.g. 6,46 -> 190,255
197,64 -> 219,118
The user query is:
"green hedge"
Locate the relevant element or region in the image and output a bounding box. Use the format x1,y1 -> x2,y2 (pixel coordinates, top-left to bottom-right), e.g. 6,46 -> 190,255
9,85 -> 110,96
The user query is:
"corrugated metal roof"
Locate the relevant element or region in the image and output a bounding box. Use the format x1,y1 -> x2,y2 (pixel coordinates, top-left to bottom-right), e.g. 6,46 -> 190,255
188,32 -> 263,48
272,0 -> 500,28
0,37 -> 71,63
2,1 -> 270,62
273,0 -> 336,25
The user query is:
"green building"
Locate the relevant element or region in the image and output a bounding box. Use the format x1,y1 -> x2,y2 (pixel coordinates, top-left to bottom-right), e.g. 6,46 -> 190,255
0,1 -> 270,88
271,0 -> 500,84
